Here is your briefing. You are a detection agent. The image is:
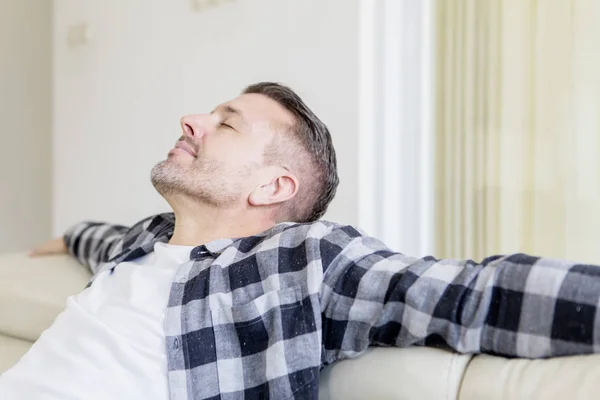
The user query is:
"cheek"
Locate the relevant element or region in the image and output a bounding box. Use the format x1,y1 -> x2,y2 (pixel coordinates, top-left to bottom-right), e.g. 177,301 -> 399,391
213,139 -> 265,165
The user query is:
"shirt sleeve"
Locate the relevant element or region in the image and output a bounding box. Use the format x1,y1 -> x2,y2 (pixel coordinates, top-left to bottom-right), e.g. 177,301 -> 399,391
319,225 -> 600,360
63,221 -> 130,274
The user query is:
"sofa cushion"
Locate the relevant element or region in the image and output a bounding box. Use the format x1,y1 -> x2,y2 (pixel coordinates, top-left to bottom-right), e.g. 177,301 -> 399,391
318,346 -> 473,400
0,253 -> 91,342
0,335 -> 32,374
460,353 -> 600,400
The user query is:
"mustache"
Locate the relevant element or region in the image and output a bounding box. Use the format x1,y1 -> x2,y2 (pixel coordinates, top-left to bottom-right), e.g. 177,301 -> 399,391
177,136 -> 200,155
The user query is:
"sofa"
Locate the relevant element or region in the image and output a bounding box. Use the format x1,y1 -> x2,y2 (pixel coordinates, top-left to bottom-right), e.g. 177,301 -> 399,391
1,252 -> 600,399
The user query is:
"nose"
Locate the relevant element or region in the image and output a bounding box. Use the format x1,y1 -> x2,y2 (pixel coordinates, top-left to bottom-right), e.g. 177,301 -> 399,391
180,114 -> 209,139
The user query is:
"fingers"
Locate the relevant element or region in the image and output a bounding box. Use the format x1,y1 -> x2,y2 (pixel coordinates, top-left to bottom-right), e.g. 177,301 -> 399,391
29,246 -> 52,257
28,238 -> 68,258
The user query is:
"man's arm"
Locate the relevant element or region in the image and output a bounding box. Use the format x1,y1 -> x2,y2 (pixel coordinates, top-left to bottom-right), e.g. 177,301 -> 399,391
62,221 -> 130,274
62,213 -> 176,273
320,225 -> 600,360
30,222 -> 129,273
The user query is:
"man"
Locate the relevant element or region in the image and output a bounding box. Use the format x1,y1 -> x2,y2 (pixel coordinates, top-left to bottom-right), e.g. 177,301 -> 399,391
1,82 -> 600,399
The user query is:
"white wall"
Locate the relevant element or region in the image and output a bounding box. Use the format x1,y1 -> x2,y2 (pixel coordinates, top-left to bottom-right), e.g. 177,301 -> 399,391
0,1 -> 52,252
53,0 -> 360,234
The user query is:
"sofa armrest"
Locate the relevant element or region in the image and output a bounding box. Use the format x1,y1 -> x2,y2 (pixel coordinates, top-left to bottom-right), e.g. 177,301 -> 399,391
0,335 -> 33,374
0,252 -> 92,342
460,353 -> 600,400
318,347 -> 473,400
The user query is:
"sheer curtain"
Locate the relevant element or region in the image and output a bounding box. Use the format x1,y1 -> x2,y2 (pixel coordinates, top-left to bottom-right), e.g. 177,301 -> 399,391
435,0 -> 600,262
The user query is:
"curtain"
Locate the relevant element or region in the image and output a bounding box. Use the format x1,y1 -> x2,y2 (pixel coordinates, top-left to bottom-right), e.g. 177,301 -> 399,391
435,0 -> 600,263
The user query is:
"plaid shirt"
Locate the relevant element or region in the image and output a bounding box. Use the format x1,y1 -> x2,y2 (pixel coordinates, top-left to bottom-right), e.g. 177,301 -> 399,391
65,213 -> 600,399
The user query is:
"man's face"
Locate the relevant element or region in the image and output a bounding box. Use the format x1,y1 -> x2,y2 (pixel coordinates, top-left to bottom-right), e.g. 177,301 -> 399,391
151,93 -> 293,207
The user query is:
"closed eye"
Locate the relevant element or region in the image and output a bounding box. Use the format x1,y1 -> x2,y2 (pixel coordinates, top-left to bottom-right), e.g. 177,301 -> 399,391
220,122 -> 234,130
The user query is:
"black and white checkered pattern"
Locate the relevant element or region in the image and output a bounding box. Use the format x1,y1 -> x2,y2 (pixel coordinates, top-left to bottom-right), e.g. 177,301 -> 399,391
65,213 -> 600,399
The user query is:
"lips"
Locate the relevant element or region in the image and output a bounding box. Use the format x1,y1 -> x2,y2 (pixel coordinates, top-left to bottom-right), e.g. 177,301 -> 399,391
174,140 -> 198,158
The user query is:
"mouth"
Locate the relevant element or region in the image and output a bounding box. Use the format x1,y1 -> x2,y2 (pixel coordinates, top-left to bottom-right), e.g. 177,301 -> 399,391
171,140 -> 198,158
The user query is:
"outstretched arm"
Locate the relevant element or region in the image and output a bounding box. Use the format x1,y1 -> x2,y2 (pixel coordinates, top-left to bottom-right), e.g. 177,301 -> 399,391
63,221 -> 130,274
320,225 -> 600,360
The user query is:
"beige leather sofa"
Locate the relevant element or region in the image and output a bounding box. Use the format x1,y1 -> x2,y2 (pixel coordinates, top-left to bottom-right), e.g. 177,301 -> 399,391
1,252 -> 600,399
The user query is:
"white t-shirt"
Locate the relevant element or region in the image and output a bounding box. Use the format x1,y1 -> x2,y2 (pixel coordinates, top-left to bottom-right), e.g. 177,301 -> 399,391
0,242 -> 194,400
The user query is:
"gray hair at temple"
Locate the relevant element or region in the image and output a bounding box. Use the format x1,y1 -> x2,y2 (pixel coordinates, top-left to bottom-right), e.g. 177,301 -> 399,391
243,82 -> 339,223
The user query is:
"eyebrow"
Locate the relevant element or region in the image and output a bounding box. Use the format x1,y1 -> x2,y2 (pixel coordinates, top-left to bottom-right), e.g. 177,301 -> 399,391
211,104 -> 246,122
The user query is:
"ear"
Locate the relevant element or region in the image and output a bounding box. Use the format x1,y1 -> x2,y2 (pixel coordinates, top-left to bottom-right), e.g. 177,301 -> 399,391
248,173 -> 299,207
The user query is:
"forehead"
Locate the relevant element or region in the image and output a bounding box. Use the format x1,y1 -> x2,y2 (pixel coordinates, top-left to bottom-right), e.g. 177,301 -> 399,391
225,93 -> 295,129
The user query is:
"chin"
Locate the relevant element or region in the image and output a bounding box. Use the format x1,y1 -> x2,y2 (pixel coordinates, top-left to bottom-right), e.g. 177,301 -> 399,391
151,161 -> 176,185
151,159 -> 198,195
165,152 -> 193,166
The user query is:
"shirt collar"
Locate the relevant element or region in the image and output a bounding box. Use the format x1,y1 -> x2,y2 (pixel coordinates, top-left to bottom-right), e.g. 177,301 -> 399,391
191,238 -> 236,259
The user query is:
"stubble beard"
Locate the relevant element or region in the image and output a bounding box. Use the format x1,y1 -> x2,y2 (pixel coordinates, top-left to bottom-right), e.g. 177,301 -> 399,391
151,157 -> 240,207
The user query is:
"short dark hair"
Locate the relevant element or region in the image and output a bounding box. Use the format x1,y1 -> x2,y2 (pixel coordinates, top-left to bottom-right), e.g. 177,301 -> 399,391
243,82 -> 339,222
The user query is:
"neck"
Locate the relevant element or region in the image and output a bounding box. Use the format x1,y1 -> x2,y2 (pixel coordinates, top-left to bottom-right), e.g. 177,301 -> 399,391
166,195 -> 276,246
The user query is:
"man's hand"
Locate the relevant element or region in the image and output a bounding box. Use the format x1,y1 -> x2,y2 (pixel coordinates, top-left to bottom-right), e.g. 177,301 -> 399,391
29,237 -> 68,257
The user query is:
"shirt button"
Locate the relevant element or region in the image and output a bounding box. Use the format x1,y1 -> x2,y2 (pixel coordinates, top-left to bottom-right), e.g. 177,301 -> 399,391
174,338 -> 180,350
